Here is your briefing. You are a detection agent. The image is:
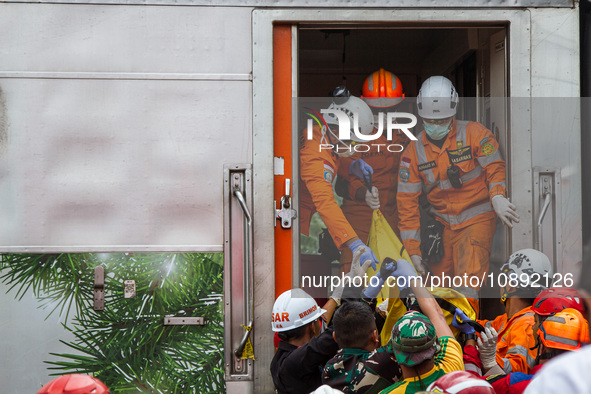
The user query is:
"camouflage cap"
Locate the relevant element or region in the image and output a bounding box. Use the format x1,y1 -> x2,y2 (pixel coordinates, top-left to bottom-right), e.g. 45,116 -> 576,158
389,311 -> 438,367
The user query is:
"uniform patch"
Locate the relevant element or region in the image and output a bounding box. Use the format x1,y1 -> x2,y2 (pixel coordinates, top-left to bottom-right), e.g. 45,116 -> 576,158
324,169 -> 333,182
401,157 -> 411,168
417,161 -> 436,172
456,141 -> 463,149
480,137 -> 490,145
482,142 -> 495,156
399,168 -> 410,183
447,146 -> 473,164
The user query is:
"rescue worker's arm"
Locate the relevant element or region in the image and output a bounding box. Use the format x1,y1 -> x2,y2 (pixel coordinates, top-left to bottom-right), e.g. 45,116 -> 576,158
300,153 -> 357,249
412,284 -> 454,339
473,123 -> 519,227
396,144 -> 423,256
495,316 -> 537,374
473,123 -> 506,199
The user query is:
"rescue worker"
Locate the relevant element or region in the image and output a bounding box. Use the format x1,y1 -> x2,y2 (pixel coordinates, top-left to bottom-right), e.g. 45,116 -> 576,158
476,249 -> 553,375
300,94 -> 380,270
465,308 -> 590,393
521,246 -> 591,393
379,258 -> 464,393
397,76 -> 519,284
270,288 -> 339,394
37,374 -> 109,394
271,248 -> 372,394
322,301 -> 403,393
336,69 -> 408,273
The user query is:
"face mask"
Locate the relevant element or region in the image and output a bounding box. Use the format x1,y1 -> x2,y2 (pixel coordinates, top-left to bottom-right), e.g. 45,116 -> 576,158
424,119 -> 452,140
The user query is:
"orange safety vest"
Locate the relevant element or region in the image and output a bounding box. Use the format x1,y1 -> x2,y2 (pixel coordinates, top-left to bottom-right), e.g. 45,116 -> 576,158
478,306 -> 538,374
299,125 -> 357,249
397,120 -> 506,256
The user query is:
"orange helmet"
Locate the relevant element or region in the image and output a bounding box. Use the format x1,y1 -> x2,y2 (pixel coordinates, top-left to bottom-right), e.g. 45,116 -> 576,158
37,374 -> 109,394
361,68 -> 404,108
538,308 -> 590,351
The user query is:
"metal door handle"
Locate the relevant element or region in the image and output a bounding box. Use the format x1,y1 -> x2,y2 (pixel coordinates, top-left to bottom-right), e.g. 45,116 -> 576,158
536,192 -> 552,251
537,192 -> 552,227
232,186 -> 254,360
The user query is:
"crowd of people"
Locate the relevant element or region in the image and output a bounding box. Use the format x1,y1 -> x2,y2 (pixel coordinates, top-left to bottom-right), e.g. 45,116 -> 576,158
272,73 -> 591,393
271,247 -> 591,394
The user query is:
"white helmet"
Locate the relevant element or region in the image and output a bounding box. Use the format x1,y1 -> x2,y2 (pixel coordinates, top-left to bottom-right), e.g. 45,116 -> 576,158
500,248 -> 553,301
272,288 -> 326,332
417,76 -> 459,119
322,95 -> 375,143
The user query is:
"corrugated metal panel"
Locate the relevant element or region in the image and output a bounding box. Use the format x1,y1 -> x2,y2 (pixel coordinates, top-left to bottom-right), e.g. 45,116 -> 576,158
0,0 -> 576,7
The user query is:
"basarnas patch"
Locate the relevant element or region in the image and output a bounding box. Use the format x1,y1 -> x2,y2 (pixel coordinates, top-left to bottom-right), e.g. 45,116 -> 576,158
399,167 -> 410,183
481,142 -> 495,156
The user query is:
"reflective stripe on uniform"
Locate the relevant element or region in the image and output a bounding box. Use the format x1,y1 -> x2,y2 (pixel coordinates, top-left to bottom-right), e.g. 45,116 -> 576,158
432,201 -> 493,226
506,345 -> 536,368
464,363 -> 482,376
414,132 -> 436,186
456,121 -> 468,147
489,181 -> 506,190
478,150 -> 502,167
401,230 -> 420,242
398,181 -> 422,193
502,357 -> 512,374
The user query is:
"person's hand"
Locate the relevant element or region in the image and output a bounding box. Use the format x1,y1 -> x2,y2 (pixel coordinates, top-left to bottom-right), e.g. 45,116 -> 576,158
365,186 -> 380,210
348,239 -> 378,271
349,158 -> 373,180
350,246 -> 373,278
491,195 -> 520,228
410,255 -> 428,277
387,258 -> 420,291
477,325 -> 499,370
452,308 -> 476,334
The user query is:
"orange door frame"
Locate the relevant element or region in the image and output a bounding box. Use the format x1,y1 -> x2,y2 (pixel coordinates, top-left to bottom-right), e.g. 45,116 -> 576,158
273,24 -> 293,297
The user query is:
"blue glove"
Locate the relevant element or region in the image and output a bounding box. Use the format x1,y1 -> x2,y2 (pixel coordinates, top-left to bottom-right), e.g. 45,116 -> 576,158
348,239 -> 378,271
349,159 -> 373,180
363,275 -> 384,298
390,258 -> 420,291
452,308 -> 476,334
362,259 -> 397,298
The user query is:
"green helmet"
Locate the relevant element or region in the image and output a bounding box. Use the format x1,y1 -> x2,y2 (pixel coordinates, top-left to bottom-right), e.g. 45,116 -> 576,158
390,311 -> 439,366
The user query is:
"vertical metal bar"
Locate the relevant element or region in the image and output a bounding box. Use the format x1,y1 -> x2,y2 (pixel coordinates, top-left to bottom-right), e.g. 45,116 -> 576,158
223,164 -> 253,389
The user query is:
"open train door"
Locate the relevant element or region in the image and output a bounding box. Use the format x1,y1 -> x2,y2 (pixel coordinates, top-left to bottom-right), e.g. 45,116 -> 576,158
260,4 -> 580,390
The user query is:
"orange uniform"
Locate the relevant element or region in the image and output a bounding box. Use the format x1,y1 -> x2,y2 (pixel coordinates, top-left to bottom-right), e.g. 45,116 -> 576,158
397,120 -> 506,280
478,306 -> 538,374
336,134 -> 407,271
300,125 -> 357,249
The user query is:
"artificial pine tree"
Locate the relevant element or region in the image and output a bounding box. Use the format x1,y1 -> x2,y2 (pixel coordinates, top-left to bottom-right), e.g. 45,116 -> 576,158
0,252 -> 224,393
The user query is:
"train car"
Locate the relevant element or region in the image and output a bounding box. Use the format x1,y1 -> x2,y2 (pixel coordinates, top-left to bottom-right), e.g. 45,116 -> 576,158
0,1 -> 586,392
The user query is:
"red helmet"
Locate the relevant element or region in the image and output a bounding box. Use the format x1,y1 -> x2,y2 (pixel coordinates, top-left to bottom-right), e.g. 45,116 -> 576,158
37,374 -> 109,394
361,68 -> 404,108
532,287 -> 585,316
427,371 -> 495,393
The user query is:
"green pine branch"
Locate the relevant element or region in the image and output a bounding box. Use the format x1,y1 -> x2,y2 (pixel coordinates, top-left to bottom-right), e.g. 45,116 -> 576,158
1,252 -> 225,393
